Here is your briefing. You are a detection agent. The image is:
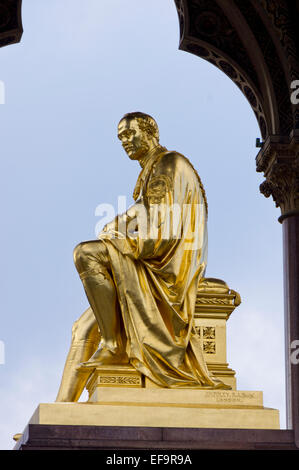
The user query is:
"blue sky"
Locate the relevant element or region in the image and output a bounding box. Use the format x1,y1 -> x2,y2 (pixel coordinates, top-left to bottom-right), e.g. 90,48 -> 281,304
0,0 -> 285,449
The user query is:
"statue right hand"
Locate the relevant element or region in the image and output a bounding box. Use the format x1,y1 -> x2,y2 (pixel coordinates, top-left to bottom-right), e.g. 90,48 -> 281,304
102,220 -> 116,232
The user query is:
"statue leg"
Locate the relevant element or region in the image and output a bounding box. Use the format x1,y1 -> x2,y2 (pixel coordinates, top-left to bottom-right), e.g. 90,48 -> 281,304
55,307 -> 100,402
73,240 -> 128,366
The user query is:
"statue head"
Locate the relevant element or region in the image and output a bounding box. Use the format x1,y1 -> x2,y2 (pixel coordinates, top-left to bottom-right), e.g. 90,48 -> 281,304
118,112 -> 160,161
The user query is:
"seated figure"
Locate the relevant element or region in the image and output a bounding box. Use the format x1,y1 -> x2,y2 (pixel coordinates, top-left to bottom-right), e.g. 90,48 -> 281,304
56,112 -> 229,402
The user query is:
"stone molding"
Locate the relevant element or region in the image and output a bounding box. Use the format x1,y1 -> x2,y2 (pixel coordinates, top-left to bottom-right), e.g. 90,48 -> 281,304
256,132 -> 299,217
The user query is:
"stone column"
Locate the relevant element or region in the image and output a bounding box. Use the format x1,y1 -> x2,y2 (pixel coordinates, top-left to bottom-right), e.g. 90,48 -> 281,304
281,214 -> 299,438
257,132 -> 299,445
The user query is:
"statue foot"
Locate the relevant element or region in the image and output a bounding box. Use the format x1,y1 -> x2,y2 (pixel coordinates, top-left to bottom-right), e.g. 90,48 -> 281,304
213,381 -> 232,390
77,347 -> 129,369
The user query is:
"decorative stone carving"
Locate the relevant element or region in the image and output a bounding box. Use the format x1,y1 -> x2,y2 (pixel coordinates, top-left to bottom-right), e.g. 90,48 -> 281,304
86,365 -> 143,402
256,133 -> 299,217
174,0 -> 299,139
174,0 -> 299,217
203,341 -> 216,354
194,277 -> 241,389
258,0 -> 299,130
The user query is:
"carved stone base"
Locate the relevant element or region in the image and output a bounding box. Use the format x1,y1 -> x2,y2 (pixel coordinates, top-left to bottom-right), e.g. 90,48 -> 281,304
85,365 -> 143,401
84,363 -> 236,399
194,278 -> 240,389
27,388 -> 279,430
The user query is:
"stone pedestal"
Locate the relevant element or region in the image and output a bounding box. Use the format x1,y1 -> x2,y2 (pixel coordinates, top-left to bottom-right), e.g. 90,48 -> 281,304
194,278 -> 240,389
28,387 -> 279,430
14,424 -> 296,450
14,278 -> 282,449
86,365 -> 143,398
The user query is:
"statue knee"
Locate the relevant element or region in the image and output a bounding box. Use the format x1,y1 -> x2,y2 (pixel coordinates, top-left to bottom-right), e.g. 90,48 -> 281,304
73,242 -> 87,265
73,240 -> 109,273
73,242 -> 93,272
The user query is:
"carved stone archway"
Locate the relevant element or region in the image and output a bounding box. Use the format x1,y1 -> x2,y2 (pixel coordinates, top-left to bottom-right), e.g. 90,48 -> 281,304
174,0 -> 299,448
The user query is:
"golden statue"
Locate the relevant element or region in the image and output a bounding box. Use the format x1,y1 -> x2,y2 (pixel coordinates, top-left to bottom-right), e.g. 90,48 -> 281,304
56,112 -> 229,402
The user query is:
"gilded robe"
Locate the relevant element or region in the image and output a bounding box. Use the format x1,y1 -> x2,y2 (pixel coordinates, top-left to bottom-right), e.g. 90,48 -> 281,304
98,146 -> 220,388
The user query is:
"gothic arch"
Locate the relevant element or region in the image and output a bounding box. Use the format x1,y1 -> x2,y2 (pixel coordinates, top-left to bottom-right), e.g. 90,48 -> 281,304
174,0 -> 298,138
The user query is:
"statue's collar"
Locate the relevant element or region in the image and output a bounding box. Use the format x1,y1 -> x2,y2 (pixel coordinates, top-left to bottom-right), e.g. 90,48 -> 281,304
133,145 -> 167,201
139,145 -> 166,169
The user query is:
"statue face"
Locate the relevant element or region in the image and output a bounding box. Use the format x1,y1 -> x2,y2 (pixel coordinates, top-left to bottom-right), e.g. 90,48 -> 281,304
118,118 -> 149,160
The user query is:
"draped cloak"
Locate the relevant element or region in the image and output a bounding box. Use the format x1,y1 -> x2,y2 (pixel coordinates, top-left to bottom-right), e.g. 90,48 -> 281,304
98,146 -> 221,388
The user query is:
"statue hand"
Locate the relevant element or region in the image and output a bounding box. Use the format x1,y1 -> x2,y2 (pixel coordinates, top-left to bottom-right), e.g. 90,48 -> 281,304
102,220 -> 116,232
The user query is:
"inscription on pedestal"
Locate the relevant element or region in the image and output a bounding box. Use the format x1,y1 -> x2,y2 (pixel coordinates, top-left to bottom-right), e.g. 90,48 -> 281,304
204,391 -> 259,405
